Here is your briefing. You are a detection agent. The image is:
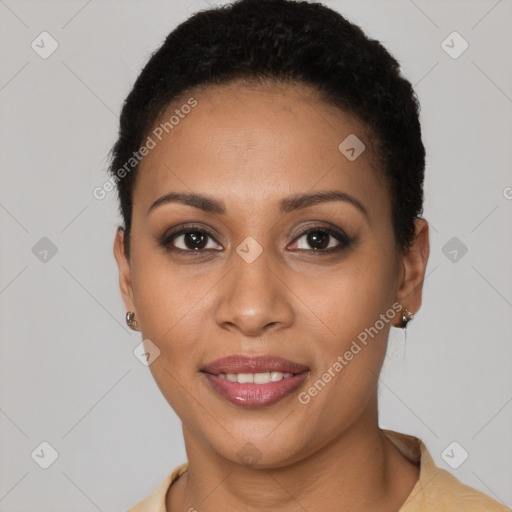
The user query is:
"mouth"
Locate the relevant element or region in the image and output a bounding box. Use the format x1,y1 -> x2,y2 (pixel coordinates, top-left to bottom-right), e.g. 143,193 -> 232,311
201,354 -> 310,408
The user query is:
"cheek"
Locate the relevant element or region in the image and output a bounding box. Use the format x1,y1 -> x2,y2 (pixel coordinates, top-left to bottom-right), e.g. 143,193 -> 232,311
297,296 -> 390,441
291,249 -> 395,350
128,250 -> 214,407
132,262 -> 210,417
130,243 -> 214,340
291,252 -> 393,410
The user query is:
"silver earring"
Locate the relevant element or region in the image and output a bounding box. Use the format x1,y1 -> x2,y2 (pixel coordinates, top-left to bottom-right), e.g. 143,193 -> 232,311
399,308 -> 414,359
398,308 -> 414,329
126,311 -> 138,330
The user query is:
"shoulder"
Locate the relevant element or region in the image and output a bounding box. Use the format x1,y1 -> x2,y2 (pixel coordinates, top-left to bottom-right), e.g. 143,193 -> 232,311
382,429 -> 510,512
126,462 -> 189,512
413,463 -> 510,511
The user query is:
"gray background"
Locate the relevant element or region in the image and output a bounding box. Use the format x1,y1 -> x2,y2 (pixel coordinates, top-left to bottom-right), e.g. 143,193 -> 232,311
1,0 -> 511,510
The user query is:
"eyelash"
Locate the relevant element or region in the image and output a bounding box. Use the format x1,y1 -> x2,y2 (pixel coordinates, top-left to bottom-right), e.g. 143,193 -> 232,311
158,223 -> 354,256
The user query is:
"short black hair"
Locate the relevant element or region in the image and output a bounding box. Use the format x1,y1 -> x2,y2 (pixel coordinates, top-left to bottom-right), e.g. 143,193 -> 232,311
108,0 -> 425,259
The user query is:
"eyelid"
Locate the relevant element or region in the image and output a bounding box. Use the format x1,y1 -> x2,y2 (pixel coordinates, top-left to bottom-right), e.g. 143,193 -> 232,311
290,221 -> 349,241
294,221 -> 337,236
164,223 -> 226,245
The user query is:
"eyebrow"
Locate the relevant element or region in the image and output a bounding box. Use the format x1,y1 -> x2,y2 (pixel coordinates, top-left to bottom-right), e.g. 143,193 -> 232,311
147,190 -> 369,219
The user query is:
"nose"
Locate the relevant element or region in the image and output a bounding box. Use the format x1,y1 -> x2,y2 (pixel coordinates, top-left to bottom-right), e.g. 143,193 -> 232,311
214,246 -> 295,338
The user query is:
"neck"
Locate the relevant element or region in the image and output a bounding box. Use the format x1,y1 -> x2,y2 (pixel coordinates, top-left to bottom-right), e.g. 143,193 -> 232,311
167,401 -> 419,512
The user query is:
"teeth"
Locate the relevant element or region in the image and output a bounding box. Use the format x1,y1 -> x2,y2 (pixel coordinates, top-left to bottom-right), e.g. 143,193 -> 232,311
218,371 -> 295,384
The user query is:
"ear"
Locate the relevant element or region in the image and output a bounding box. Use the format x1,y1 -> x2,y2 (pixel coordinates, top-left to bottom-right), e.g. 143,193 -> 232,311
113,227 -> 136,315
394,217 -> 430,326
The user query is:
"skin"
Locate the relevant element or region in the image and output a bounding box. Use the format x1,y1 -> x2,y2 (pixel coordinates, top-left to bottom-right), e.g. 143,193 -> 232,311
113,81 -> 430,512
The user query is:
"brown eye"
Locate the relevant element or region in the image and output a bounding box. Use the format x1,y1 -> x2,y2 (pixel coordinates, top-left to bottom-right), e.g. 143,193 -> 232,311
289,227 -> 353,254
180,230 -> 209,250
305,230 -> 330,250
159,226 -> 223,254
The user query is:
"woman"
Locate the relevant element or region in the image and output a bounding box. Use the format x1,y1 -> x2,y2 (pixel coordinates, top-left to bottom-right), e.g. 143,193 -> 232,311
110,0 -> 508,510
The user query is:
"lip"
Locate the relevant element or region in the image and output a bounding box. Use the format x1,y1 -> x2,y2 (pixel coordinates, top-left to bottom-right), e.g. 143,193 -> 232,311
201,354 -> 310,408
201,354 -> 310,375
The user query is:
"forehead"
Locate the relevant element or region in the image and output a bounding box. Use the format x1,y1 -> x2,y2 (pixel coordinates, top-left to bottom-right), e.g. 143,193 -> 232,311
134,81 -> 388,219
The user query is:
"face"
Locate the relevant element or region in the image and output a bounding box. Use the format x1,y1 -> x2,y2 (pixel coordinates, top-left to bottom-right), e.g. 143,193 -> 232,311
114,81 -> 429,467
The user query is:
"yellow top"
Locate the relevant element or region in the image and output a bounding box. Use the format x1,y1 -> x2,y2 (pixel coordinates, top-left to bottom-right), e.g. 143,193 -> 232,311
126,429 -> 510,512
